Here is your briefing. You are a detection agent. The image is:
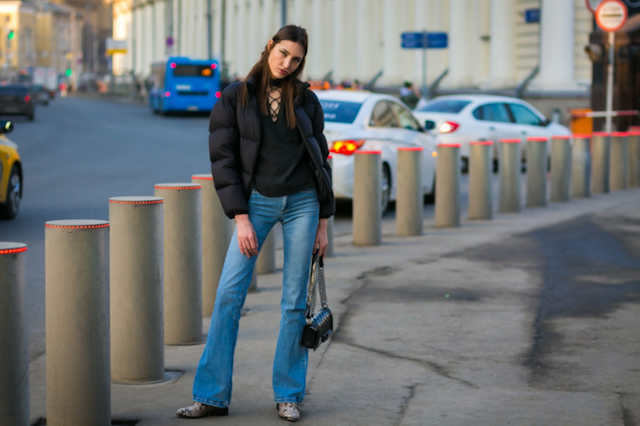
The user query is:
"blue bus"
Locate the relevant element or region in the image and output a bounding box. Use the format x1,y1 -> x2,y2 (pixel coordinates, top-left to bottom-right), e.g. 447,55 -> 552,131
149,57 -> 221,114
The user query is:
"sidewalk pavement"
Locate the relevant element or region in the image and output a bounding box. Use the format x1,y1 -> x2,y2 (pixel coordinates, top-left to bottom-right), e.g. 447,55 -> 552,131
28,189 -> 640,425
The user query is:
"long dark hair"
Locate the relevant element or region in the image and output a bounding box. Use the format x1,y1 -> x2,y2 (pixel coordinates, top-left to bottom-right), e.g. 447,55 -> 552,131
241,25 -> 308,129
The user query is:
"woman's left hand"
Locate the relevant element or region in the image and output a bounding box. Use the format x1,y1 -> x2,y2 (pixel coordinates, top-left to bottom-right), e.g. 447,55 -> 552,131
314,218 -> 329,257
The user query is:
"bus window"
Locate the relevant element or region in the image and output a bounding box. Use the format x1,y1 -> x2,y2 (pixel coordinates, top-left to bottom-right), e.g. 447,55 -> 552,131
172,65 -> 215,78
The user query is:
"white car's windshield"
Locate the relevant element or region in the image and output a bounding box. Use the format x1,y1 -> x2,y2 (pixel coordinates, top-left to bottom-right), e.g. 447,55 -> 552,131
320,100 -> 363,124
416,99 -> 471,113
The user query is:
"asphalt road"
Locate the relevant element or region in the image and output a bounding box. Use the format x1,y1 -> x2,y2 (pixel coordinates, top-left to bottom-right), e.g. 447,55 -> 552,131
0,96 -> 511,360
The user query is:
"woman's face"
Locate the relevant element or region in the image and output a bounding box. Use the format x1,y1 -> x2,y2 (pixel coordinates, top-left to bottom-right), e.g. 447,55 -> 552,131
267,40 -> 305,79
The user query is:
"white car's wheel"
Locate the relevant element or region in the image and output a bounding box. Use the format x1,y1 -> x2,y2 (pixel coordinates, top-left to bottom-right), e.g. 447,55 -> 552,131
381,164 -> 391,214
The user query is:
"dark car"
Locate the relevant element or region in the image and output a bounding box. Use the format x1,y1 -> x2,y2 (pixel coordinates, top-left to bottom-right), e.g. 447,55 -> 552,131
30,84 -> 50,106
0,84 -> 35,121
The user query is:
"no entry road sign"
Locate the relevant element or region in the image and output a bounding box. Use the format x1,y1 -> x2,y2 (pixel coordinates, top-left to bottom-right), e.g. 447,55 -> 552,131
596,0 -> 628,32
401,32 -> 448,49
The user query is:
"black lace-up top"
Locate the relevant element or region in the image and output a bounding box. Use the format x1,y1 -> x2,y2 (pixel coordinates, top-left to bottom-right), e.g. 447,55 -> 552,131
252,79 -> 316,197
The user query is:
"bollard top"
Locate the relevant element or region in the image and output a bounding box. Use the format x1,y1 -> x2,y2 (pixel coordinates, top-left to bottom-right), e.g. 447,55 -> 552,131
593,132 -> 610,137
628,131 -> 640,136
437,143 -> 461,148
572,133 -> 592,139
0,242 -> 27,255
110,196 -> 163,205
355,150 -> 382,154
470,141 -> 493,145
45,219 -> 109,229
192,174 -> 213,181
551,135 -> 571,140
526,137 -> 548,142
499,139 -> 521,143
154,183 -> 202,190
398,147 -> 424,151
611,132 -> 629,137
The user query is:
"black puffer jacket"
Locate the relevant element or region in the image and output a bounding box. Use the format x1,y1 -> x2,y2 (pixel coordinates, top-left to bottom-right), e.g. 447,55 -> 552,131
208,78 -> 335,219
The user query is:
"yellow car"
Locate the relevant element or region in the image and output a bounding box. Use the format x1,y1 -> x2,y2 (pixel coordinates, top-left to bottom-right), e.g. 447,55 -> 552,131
0,121 -> 22,219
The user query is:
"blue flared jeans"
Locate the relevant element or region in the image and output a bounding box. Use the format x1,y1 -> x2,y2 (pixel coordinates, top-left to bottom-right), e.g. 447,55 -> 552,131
192,188 -> 320,407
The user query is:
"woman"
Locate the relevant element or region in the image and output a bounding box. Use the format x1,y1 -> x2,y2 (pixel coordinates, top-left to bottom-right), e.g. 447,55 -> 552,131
177,25 -> 334,422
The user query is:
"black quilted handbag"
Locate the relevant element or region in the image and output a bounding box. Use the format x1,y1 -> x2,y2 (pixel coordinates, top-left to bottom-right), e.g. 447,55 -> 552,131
301,253 -> 333,350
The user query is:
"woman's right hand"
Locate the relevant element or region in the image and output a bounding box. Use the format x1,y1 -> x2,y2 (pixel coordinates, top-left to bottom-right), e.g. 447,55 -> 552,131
235,214 -> 259,258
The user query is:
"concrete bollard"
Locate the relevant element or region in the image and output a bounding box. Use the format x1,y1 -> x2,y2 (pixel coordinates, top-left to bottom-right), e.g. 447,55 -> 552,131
326,156 -> 335,257
109,196 -> 167,384
468,141 -> 493,220
550,136 -> 572,202
257,229 -> 276,274
526,137 -> 549,208
396,147 -> 424,236
192,174 -> 234,316
45,220 -> 110,426
0,242 -> 29,426
610,132 -> 628,191
154,183 -> 203,345
435,144 -> 461,227
353,151 -> 382,246
591,132 -> 610,194
629,131 -> 640,187
498,139 -> 522,213
571,134 -> 592,198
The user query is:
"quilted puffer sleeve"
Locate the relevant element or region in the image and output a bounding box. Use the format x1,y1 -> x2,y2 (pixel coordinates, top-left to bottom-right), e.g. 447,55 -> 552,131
208,83 -> 249,218
307,90 -> 335,218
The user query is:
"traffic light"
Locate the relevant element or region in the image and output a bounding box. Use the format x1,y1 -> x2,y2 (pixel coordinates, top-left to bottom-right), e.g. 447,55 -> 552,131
7,30 -> 15,40
65,69 -> 72,77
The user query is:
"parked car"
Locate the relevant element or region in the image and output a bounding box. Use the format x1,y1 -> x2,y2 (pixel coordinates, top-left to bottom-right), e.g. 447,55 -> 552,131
0,84 -> 35,121
316,90 -> 437,212
412,95 -> 571,170
0,121 -> 22,219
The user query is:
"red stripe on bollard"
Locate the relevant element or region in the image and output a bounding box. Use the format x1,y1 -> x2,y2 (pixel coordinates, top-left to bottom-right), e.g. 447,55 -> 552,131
154,184 -> 202,190
593,132 -> 610,137
572,134 -> 592,139
109,199 -> 163,205
191,175 -> 213,181
500,139 -> 521,143
437,143 -> 461,147
552,135 -> 571,140
611,132 -> 629,137
470,141 -> 493,145
527,137 -> 548,142
45,223 -> 110,229
0,246 -> 27,255
628,131 -> 640,136
398,147 -> 424,151
356,150 -> 382,154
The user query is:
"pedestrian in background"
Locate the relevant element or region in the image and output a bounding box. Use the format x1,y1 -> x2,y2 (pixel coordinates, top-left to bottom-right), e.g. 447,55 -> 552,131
176,25 -> 334,422
400,81 -> 420,109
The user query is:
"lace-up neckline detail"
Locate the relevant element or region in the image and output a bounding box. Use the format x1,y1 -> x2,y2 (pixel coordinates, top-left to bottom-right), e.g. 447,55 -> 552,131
267,79 -> 283,122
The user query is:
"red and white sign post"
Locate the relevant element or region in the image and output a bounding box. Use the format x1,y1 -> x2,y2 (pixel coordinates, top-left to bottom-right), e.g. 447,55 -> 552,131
595,0 -> 628,133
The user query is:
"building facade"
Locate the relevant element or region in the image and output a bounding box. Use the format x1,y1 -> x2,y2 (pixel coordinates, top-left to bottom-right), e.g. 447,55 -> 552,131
113,0 -> 593,97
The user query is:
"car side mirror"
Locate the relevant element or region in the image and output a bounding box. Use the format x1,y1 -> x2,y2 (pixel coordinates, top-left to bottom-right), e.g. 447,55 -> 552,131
424,120 -> 436,131
0,121 -> 14,134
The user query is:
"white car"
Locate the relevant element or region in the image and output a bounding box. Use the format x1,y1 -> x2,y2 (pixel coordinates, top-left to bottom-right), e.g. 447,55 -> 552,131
316,90 -> 437,212
412,95 -> 571,170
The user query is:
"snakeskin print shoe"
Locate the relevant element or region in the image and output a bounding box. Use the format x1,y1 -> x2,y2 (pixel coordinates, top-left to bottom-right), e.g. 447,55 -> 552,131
277,403 -> 300,422
176,401 -> 228,418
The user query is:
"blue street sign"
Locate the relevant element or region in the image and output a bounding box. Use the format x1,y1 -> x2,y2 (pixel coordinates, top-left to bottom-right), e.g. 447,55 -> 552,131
524,9 -> 540,23
401,32 -> 448,49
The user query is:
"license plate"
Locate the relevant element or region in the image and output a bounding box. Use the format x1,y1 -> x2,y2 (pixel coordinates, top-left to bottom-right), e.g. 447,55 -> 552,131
187,106 -> 198,111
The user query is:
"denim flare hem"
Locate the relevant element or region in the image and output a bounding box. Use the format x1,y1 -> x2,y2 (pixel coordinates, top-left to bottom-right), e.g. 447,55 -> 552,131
192,188 -> 320,406
193,396 -> 228,408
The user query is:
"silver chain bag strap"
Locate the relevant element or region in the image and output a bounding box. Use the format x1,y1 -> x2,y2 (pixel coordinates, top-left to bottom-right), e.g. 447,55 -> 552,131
301,253 -> 333,350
